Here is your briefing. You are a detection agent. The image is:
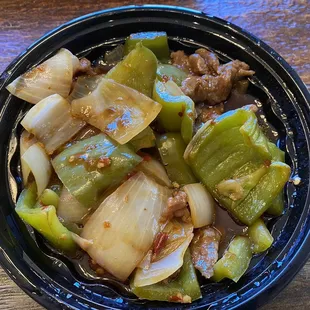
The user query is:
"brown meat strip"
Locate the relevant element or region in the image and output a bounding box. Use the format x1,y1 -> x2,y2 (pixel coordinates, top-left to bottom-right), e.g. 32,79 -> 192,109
181,60 -> 255,104
171,50 -> 190,73
190,226 -> 221,278
161,190 -> 188,222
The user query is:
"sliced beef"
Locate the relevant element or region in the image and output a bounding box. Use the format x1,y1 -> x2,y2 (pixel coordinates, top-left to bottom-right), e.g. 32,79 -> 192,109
181,59 -> 255,105
190,226 -> 221,279
161,190 -> 188,222
171,50 -> 190,73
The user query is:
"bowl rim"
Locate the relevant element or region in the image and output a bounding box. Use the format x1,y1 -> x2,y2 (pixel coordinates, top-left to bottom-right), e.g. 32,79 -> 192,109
0,4 -> 309,310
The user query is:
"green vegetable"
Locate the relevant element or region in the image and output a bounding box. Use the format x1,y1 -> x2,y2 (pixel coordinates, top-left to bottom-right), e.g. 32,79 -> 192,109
267,142 -> 285,215
39,189 -> 60,208
153,80 -> 195,144
267,193 -> 284,216
106,42 -> 157,97
52,133 -> 142,207
248,218 -> 274,253
157,64 -> 187,86
185,107 -> 291,225
157,133 -> 197,185
131,250 -> 201,303
124,31 -> 170,61
213,236 -> 252,282
129,126 -> 156,151
16,183 -> 76,252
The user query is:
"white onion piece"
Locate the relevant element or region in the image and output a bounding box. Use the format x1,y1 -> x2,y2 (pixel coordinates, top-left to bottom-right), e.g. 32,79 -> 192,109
71,233 -> 93,251
134,214 -> 193,287
58,187 -> 90,224
21,94 -> 85,154
81,172 -> 171,281
20,131 -> 37,185
71,78 -> 162,144
183,183 -> 215,228
21,143 -> 52,196
134,235 -> 193,287
6,48 -> 78,104
67,75 -> 104,102
136,158 -> 172,187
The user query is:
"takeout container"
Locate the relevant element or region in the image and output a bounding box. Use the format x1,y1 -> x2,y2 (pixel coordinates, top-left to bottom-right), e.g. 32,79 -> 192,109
0,5 -> 309,310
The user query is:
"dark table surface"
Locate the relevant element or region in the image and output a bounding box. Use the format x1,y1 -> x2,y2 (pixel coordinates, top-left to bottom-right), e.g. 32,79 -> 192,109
0,1 -> 309,309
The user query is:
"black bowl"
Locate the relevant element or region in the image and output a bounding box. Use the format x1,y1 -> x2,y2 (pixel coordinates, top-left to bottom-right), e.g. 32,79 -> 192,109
0,5 -> 309,310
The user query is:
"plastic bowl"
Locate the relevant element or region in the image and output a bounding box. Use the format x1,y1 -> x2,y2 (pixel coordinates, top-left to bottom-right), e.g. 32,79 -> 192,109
0,5 -> 309,310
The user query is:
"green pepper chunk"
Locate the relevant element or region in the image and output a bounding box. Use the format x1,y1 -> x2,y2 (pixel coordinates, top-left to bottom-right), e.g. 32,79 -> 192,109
129,126 -> 156,152
52,133 -> 142,207
248,218 -> 274,253
39,189 -> 60,208
267,142 -> 286,215
16,183 -> 76,253
131,250 -> 201,303
157,64 -> 187,86
267,193 -> 284,216
153,79 -> 195,144
157,133 -> 197,185
124,31 -> 170,61
213,236 -> 252,282
106,42 -> 157,97
185,107 -> 291,225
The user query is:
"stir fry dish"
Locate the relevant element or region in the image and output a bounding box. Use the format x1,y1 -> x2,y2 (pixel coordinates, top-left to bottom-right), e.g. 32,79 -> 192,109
8,31 -> 291,304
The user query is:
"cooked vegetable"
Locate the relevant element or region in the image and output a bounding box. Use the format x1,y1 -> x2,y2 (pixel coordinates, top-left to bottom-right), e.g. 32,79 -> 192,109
267,142 -> 286,215
57,187 -> 90,224
20,131 -> 37,185
39,189 -> 60,208
157,64 -> 187,86
183,183 -> 215,228
248,218 -> 274,253
7,48 -> 79,104
267,193 -> 284,216
134,216 -> 193,286
16,183 -> 76,252
213,236 -> 252,282
52,133 -> 142,207
157,133 -> 197,185
185,107 -> 291,225
153,79 -> 195,144
21,94 -> 85,154
124,31 -> 170,61
71,78 -> 161,144
136,157 -> 171,187
129,126 -> 156,151
21,143 -> 52,196
67,74 -> 104,102
131,250 -> 201,303
106,43 -> 157,97
81,172 -> 171,281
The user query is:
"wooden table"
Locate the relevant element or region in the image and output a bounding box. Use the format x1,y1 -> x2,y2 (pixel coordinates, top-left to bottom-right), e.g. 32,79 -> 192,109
0,1 -> 309,309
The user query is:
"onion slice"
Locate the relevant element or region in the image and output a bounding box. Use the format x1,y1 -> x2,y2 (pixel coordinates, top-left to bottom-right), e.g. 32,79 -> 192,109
57,187 -> 90,225
7,48 -> 78,104
183,183 -> 215,228
71,78 -> 162,144
67,75 -> 104,102
81,172 -> 171,281
133,215 -> 194,287
21,143 -> 52,196
20,131 -> 37,185
21,94 -> 85,154
136,158 -> 172,187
